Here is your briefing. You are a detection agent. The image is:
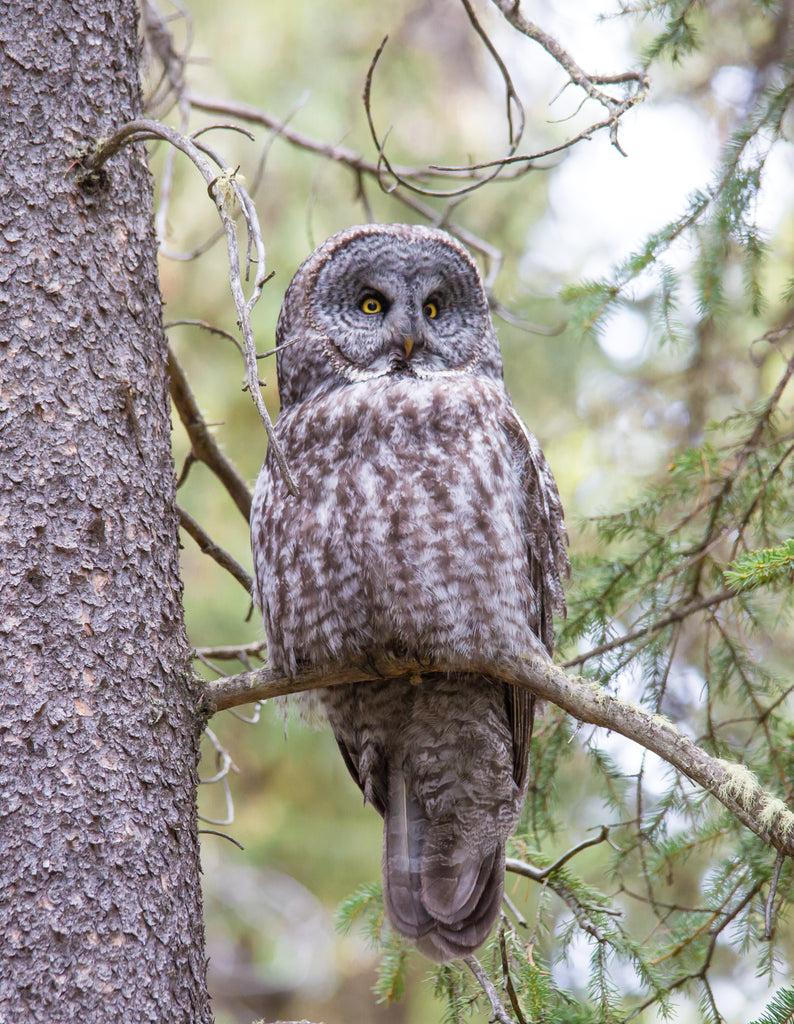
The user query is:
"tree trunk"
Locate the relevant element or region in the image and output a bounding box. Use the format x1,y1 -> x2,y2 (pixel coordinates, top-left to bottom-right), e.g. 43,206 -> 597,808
0,3 -> 211,1021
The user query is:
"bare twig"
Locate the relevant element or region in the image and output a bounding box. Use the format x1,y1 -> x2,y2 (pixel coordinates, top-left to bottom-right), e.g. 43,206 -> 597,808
177,503 -> 253,594
362,1 -> 528,201
198,829 -> 244,850
506,827 -> 611,881
489,0 -> 648,155
194,641 -> 268,663
166,318 -> 243,353
362,0 -> 648,194
76,118 -> 297,495
627,881 -> 764,1021
464,955 -> 516,1024
491,299 -> 566,335
167,344 -> 254,521
140,0 -> 192,118
184,92 -> 509,286
764,850 -> 785,938
498,929 -> 528,1024
562,588 -> 737,669
501,893 -> 527,928
198,726 -> 237,827
186,90 -> 425,180
199,726 -> 239,784
162,99 -> 306,262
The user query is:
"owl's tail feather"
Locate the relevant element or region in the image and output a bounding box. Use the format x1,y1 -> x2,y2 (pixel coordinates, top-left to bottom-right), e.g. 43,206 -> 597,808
382,769 -> 434,935
382,769 -> 505,962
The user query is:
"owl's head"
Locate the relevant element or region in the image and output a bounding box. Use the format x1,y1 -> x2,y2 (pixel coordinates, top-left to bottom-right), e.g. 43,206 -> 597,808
274,224 -> 503,407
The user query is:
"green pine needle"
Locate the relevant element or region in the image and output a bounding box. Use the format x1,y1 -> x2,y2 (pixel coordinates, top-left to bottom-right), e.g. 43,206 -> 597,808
725,539 -> 794,592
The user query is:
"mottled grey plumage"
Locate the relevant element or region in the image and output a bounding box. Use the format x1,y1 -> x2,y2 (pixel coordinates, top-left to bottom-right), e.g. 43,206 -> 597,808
251,223 -> 569,961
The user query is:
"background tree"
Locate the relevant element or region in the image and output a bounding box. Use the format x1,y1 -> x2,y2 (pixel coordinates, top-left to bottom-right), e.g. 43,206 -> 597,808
162,1 -> 794,1021
0,1 -> 210,1021
4,0 -> 794,1023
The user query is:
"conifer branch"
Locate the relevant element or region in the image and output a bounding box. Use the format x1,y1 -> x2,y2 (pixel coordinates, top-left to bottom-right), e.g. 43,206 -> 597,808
725,538 -> 794,593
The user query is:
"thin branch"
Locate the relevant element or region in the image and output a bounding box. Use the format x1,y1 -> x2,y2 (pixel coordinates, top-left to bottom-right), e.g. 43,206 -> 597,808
428,116 -> 630,172
764,851 -> 785,939
202,650 -> 794,858
361,4 -> 527,201
177,503 -> 253,594
166,318 -> 243,353
198,829 -> 244,850
689,344 -> 794,593
191,121 -> 254,143
627,881 -> 763,1021
501,893 -> 527,928
194,640 -> 267,662
167,344 -> 254,521
198,726 -> 237,829
491,298 -> 566,335
464,955 -> 515,1024
76,118 -> 297,496
489,0 -> 648,155
499,930 -> 528,1024
460,0 -> 524,149
506,826 -> 611,881
184,92 -> 508,287
140,0 -> 192,119
563,587 -> 736,669
563,341 -> 794,663
186,90 -> 425,180
199,726 -> 239,784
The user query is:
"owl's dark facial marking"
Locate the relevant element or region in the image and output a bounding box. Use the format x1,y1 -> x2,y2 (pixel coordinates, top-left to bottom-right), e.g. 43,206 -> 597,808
352,284 -> 438,376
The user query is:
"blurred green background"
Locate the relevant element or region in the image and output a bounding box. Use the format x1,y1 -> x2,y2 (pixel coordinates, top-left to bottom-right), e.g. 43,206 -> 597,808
148,0 -> 794,1020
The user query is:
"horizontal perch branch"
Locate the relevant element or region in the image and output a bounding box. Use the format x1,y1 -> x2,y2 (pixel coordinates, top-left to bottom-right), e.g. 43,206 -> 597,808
202,650 -> 794,859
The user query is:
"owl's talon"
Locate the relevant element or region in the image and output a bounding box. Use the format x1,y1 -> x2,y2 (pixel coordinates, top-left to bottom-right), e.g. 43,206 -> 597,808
363,652 -> 387,679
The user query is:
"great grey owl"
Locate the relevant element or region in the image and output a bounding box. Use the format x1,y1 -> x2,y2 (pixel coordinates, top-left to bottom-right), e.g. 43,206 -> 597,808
251,223 -> 569,962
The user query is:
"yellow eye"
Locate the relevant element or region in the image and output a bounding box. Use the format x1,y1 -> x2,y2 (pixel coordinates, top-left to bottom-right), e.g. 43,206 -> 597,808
424,301 -> 438,320
360,296 -> 382,314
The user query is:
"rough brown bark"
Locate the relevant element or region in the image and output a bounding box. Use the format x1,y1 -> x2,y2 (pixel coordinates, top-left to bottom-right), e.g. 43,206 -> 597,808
0,2 -> 211,1021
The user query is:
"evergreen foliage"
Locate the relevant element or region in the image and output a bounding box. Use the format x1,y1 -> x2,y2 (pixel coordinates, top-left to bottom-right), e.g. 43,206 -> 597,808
332,1 -> 794,1019
748,985 -> 794,1024
158,0 -> 794,1018
726,539 -> 794,593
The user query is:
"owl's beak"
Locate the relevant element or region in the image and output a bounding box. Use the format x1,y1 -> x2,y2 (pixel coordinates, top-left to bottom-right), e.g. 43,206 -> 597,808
403,336 -> 414,358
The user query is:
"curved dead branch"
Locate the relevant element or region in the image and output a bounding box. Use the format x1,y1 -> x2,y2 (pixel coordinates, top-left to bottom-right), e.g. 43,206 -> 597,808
77,118 -> 297,496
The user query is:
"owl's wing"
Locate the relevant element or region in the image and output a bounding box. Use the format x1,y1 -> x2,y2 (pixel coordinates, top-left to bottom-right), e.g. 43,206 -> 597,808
334,732 -> 387,817
501,407 -> 570,794
503,406 -> 569,651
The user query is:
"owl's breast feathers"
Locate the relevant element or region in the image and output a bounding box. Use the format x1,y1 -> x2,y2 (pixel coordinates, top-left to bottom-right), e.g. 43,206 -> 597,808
252,373 -> 567,676
251,371 -> 568,961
